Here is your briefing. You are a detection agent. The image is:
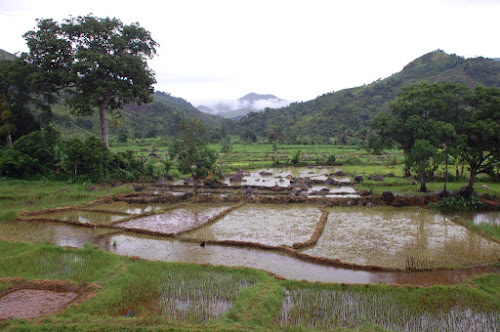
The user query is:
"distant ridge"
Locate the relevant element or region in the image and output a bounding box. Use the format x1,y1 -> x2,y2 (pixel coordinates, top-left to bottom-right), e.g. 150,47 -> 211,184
233,50 -> 500,142
0,49 -> 17,61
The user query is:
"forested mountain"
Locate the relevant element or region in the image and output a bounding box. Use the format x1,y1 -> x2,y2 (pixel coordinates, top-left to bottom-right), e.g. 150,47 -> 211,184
0,49 -> 16,61
53,92 -> 231,141
233,50 -> 500,143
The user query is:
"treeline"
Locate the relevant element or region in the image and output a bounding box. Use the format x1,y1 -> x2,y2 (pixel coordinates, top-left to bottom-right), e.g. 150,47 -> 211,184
0,128 -> 169,182
369,82 -> 500,193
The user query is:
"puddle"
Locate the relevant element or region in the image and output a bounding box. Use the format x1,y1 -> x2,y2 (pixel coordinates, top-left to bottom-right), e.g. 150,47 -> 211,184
278,288 -> 500,331
302,207 -> 500,269
458,211 -> 500,226
0,289 -> 78,319
95,233 -> 499,286
0,220 -> 116,247
88,202 -> 176,215
181,204 -> 322,247
115,204 -> 233,235
22,210 -> 127,224
223,167 -> 335,187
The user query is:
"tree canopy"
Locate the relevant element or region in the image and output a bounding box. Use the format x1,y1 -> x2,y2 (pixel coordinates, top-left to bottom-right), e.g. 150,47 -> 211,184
23,14 -> 158,147
371,82 -> 500,192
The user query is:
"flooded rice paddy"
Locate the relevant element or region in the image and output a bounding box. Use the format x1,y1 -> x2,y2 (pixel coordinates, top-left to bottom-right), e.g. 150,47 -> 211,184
278,287 -> 500,332
115,204 -> 234,235
181,204 -> 322,247
459,211 -> 500,226
302,207 -> 500,270
3,199 -> 500,286
150,269 -> 256,321
95,233 -> 499,286
23,210 -> 128,224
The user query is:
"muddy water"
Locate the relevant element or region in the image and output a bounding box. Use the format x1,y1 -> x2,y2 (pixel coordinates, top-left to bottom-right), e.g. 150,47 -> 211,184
22,210 -> 127,224
88,202 -> 177,215
95,233 -> 499,286
303,207 -> 500,270
115,204 -> 233,235
223,167 -> 349,188
0,220 -> 116,247
1,203 -> 499,286
457,211 -> 500,226
181,204 -> 322,246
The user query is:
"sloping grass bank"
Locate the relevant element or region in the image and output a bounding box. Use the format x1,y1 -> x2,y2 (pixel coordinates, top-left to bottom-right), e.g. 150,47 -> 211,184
1,240 -> 499,331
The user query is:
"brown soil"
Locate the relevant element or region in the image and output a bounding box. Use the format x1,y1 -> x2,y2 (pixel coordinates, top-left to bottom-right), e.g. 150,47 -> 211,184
0,279 -> 99,320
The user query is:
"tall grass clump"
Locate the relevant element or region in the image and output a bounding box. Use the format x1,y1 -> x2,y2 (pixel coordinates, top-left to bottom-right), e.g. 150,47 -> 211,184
99,261 -> 265,322
277,281 -> 500,331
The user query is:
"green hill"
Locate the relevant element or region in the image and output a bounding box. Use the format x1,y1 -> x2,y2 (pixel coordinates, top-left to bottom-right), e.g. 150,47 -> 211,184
0,49 -> 17,61
53,92 -> 231,142
233,50 -> 500,143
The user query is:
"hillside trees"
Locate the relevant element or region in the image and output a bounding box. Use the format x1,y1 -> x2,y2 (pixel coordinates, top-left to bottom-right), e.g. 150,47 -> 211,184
371,82 -> 499,192
0,59 -> 47,147
23,15 -> 158,148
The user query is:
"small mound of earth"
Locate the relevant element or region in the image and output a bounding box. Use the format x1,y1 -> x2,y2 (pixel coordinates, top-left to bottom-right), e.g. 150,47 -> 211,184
0,289 -> 78,319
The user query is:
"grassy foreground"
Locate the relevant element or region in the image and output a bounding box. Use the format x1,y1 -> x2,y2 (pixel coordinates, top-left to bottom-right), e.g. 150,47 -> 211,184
0,240 -> 499,331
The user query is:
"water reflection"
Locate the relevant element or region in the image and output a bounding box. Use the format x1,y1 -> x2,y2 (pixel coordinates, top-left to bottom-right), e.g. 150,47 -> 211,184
95,233 -> 499,286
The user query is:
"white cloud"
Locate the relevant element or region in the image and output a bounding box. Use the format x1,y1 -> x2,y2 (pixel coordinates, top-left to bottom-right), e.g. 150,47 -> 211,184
1,0 -> 499,104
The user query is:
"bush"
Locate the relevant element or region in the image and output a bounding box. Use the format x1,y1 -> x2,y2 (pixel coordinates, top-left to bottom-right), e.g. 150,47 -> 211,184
434,195 -> 484,212
325,153 -> 336,165
0,129 -> 60,178
62,137 -> 145,182
288,149 -> 301,166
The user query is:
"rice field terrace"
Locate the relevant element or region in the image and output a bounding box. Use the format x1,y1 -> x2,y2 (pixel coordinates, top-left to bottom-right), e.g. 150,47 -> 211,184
1,166 -> 500,331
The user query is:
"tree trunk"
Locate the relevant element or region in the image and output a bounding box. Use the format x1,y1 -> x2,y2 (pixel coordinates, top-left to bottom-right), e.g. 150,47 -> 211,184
99,104 -> 109,148
192,176 -> 198,195
467,164 -> 478,190
419,172 -> 427,192
443,152 -> 449,192
6,133 -> 12,148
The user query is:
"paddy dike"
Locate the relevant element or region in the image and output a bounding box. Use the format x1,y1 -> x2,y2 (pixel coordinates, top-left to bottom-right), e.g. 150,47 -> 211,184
6,192 -> 500,286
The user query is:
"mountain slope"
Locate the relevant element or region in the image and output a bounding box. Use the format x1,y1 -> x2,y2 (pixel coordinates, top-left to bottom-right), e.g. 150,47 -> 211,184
53,91 -> 231,141
0,49 -> 17,61
234,50 -> 500,142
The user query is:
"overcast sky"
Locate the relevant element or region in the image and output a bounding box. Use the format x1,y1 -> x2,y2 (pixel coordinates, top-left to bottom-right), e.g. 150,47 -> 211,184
1,0 -> 499,105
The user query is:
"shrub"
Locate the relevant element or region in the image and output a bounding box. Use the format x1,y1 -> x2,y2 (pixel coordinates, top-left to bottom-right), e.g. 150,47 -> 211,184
434,195 -> 484,212
288,149 -> 301,166
325,153 -> 336,165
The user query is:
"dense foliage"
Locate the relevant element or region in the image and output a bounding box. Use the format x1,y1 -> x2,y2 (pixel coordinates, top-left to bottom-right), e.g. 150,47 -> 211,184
370,82 -> 500,192
23,14 -> 158,147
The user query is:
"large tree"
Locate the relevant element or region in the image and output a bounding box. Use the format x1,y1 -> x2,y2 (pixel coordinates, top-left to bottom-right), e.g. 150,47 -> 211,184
371,82 -> 470,192
23,15 -> 158,147
170,118 -> 218,194
458,85 -> 500,190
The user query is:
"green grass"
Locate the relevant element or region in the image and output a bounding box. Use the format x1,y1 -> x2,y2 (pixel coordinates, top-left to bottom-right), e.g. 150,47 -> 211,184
1,240 -> 499,331
0,178 -> 132,221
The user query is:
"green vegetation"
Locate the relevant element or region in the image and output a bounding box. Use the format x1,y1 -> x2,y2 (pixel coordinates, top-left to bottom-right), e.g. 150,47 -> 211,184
23,15 -> 158,148
0,239 -> 499,331
0,178 -> 131,221
371,82 -> 500,193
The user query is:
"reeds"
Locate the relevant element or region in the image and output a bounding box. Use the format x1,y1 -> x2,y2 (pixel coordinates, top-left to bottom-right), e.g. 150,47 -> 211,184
278,286 -> 500,331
